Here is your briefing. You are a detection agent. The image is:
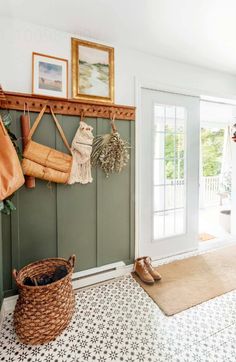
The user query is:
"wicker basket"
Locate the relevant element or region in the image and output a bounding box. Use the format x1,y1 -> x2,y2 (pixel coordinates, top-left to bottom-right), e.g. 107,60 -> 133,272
12,255 -> 76,345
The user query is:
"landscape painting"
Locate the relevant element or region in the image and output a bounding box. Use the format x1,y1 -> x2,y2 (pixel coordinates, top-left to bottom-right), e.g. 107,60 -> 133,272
38,61 -> 62,92
72,38 -> 114,103
79,45 -> 109,97
32,53 -> 68,98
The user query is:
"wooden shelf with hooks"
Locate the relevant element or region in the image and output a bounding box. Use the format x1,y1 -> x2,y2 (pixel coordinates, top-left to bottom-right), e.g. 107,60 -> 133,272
0,90 -> 135,121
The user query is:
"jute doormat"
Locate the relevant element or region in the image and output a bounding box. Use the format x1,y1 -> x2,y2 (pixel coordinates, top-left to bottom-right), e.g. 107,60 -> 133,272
199,233 -> 216,241
132,245 -> 236,316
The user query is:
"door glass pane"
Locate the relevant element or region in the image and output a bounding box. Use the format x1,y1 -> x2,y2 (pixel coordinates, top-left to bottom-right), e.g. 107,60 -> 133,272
165,106 -> 175,133
165,159 -> 175,184
165,185 -> 175,210
175,209 -> 185,234
154,105 -> 165,132
153,103 -> 186,239
176,181 -> 185,208
154,212 -> 164,239
154,133 -> 164,159
176,107 -> 185,132
176,106 -> 185,119
176,118 -> 185,133
164,210 -> 175,236
176,159 -> 184,179
154,159 -> 164,185
165,133 -> 175,158
154,186 -> 165,212
176,134 -> 184,158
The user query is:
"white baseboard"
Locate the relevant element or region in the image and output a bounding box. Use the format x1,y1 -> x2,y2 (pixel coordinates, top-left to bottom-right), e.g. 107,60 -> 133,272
2,295 -> 17,314
0,302 -> 5,330
0,294 -> 18,330
0,262 -> 134,323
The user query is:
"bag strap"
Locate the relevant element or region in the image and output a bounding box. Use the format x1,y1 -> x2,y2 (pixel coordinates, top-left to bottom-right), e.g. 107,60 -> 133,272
50,106 -> 72,154
28,104 -> 71,154
0,116 -> 7,136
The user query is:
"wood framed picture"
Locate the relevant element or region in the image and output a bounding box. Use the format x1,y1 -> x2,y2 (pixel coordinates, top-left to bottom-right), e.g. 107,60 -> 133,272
71,38 -> 114,103
32,52 -> 68,98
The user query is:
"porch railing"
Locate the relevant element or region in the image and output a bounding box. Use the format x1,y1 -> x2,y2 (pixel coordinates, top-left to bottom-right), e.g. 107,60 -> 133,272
200,175 -> 220,207
166,175 -> 220,209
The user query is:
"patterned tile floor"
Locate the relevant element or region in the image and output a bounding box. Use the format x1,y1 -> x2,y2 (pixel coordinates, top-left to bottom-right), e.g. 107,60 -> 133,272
1,246 -> 236,361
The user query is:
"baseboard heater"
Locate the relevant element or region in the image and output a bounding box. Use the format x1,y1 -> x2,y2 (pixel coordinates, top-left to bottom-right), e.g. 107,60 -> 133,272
72,261 -> 130,289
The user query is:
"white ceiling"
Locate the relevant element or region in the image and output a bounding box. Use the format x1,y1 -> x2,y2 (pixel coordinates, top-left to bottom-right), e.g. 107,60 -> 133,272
2,0 -> 236,74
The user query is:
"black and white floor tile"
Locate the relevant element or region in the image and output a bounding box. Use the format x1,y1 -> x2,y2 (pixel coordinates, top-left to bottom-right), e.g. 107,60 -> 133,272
1,247 -> 236,361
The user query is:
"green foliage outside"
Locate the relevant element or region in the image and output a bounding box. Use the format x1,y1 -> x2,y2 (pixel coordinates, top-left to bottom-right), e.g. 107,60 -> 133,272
201,127 -> 224,177
165,132 -> 184,179
164,127 -> 224,179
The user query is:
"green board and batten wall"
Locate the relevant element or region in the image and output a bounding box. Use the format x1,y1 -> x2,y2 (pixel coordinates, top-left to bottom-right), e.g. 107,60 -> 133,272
1,110 -> 135,299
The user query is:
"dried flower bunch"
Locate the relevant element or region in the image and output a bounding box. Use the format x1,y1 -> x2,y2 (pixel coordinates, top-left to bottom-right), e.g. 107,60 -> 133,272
91,117 -> 130,177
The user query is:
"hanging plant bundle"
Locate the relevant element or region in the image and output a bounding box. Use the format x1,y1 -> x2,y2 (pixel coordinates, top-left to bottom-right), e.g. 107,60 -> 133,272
91,116 -> 130,177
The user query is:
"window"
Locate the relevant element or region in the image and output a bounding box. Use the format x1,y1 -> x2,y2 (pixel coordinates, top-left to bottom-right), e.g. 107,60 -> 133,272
153,104 -> 186,239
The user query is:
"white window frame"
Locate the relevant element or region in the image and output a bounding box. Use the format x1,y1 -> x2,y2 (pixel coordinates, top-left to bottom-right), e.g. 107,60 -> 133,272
152,103 -> 187,242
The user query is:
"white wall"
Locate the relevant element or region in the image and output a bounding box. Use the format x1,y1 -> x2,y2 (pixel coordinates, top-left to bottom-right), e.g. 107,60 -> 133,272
1,16 -> 236,106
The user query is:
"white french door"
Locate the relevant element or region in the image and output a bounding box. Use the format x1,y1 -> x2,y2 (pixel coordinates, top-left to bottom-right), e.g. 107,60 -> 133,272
139,88 -> 200,260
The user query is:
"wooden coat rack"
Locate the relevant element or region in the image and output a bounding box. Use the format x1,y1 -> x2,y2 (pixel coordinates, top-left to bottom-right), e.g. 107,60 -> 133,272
0,88 -> 135,121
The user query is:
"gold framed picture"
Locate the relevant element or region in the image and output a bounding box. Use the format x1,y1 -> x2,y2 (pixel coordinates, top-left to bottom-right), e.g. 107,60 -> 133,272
32,52 -> 68,98
71,38 -> 114,103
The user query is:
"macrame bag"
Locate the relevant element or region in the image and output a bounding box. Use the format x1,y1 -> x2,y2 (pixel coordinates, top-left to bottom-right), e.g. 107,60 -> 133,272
68,116 -> 94,185
0,116 -> 25,201
22,105 -> 72,184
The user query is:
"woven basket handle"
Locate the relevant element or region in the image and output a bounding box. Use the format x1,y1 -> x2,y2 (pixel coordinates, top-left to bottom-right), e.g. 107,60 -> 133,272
68,255 -> 76,268
12,269 -> 18,281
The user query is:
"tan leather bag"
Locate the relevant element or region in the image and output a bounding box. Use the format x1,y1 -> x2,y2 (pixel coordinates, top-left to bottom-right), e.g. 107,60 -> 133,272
22,105 -> 72,184
0,116 -> 25,201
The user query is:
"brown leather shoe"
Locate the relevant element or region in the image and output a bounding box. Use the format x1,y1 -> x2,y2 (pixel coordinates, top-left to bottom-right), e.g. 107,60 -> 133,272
144,256 -> 162,281
134,258 -> 154,284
